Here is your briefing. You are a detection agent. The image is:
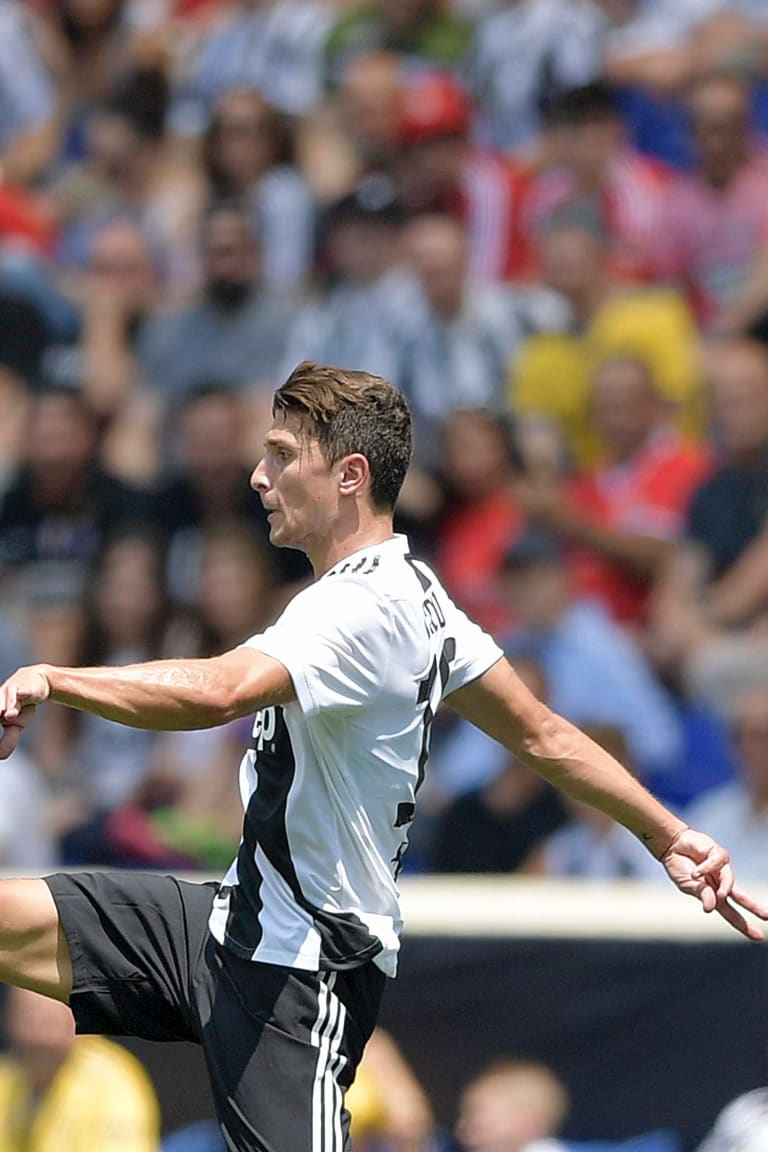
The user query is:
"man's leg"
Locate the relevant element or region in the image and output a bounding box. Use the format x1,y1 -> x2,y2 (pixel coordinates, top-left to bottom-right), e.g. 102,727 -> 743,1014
0,878 -> 72,1001
194,944 -> 387,1152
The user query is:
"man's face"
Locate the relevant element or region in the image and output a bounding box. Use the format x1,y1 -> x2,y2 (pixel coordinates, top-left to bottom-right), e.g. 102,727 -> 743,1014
250,410 -> 342,554
537,225 -> 604,298
203,211 -> 257,305
26,393 -> 95,476
710,343 -> 768,459
691,79 -> 750,184
591,359 -> 657,459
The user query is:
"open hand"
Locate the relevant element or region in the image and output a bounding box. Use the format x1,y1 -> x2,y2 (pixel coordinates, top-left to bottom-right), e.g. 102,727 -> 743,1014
0,666 -> 51,759
661,826 -> 768,942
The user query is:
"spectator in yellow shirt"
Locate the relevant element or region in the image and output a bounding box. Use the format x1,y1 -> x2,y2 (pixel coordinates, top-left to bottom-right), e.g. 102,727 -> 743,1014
0,986 -> 160,1152
511,203 -> 705,466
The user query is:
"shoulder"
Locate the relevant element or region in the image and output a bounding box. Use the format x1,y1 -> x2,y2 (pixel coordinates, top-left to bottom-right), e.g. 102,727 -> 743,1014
277,567 -> 397,637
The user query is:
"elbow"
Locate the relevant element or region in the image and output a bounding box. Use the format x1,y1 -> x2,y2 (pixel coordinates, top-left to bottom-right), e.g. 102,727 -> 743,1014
520,707 -> 580,769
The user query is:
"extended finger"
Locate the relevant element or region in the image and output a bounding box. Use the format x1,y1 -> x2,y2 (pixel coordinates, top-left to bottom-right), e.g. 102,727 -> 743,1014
730,885 -> 768,921
716,897 -> 765,942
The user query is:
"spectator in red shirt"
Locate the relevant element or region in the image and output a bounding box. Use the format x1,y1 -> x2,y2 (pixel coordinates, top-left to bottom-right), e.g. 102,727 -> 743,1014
652,71 -> 768,336
394,71 -> 533,283
524,81 -> 672,285
516,353 -> 712,626
433,407 -> 523,635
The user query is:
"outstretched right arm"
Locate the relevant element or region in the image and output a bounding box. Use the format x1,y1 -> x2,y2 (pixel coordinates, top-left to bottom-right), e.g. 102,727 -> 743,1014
0,649 -> 295,758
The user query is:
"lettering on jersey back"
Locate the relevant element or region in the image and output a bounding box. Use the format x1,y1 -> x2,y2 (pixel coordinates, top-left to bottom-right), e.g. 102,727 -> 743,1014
423,590 -> 445,636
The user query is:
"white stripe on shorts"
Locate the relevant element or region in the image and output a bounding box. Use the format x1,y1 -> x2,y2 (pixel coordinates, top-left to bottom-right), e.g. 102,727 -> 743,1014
310,972 -> 347,1152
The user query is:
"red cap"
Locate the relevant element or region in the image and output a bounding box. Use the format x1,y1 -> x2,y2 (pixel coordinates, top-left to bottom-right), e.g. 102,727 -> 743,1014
396,73 -> 471,146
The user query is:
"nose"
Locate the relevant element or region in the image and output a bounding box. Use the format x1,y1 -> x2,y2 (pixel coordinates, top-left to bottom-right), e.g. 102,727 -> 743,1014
250,457 -> 269,492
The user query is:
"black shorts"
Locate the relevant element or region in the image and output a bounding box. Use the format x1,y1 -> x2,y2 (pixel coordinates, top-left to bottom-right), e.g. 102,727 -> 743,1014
44,871 -> 386,1152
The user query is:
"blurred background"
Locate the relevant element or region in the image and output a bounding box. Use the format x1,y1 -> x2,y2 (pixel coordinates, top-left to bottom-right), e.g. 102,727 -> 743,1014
2,0 -> 768,1148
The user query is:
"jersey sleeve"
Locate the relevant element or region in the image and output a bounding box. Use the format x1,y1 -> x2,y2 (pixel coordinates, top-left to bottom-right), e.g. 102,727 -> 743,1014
243,578 -> 393,717
441,595 -> 503,698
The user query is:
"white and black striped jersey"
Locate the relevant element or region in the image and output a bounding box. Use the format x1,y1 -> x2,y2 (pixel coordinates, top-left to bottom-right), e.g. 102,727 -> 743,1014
208,534 -> 502,976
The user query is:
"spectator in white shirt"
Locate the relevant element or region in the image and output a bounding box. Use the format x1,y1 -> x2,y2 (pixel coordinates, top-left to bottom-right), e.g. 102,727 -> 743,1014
684,686 -> 768,880
466,0 -> 606,155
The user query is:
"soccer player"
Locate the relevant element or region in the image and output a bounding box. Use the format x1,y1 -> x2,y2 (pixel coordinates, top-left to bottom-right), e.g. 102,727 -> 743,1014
0,361 -> 765,1152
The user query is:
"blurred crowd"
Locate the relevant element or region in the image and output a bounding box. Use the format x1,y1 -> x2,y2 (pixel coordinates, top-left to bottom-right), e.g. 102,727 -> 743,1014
0,987 -> 759,1152
2,0 -> 768,883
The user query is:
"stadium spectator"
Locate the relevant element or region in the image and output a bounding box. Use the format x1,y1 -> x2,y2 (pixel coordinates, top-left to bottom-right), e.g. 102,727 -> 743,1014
651,72 -> 768,335
433,408 -> 524,635
139,200 -> 297,401
200,89 -> 315,292
454,1057 -> 570,1152
431,658 -> 567,874
523,725 -> 665,881
45,69 -> 199,295
511,202 -> 704,464
523,81 -> 671,284
346,1027 -> 442,1152
683,687 -> 768,880
59,526 -> 274,872
649,339 -> 768,712
53,528 -> 172,865
152,383 -> 310,606
298,50 -> 401,204
282,174 -> 412,384
516,354 -> 712,626
0,986 -> 160,1152
0,385 -> 153,616
323,0 -> 471,91
500,528 -> 683,780
465,0 -> 605,156
169,0 -> 334,129
393,71 -> 533,282
393,213 -> 528,462
29,0 -> 152,167
68,216 -> 164,424
0,1 -> 59,183
334,51 -> 401,174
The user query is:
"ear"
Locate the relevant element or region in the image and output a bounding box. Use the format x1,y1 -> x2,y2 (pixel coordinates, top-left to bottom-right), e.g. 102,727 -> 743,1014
338,452 -> 370,497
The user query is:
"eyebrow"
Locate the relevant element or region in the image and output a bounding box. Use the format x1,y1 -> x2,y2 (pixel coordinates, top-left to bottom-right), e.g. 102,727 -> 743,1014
263,433 -> 295,450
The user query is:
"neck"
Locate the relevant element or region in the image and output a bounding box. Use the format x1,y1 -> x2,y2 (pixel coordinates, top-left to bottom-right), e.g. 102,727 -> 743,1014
607,431 -> 652,467
308,513 -> 396,577
704,156 -> 746,191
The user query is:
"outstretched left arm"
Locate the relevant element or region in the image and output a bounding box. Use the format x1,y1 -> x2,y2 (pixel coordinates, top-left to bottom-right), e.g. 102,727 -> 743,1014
0,649 -> 295,758
449,657 -> 768,941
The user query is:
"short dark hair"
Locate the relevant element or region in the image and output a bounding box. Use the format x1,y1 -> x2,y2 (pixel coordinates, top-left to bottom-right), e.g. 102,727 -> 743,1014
273,361 -> 413,512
